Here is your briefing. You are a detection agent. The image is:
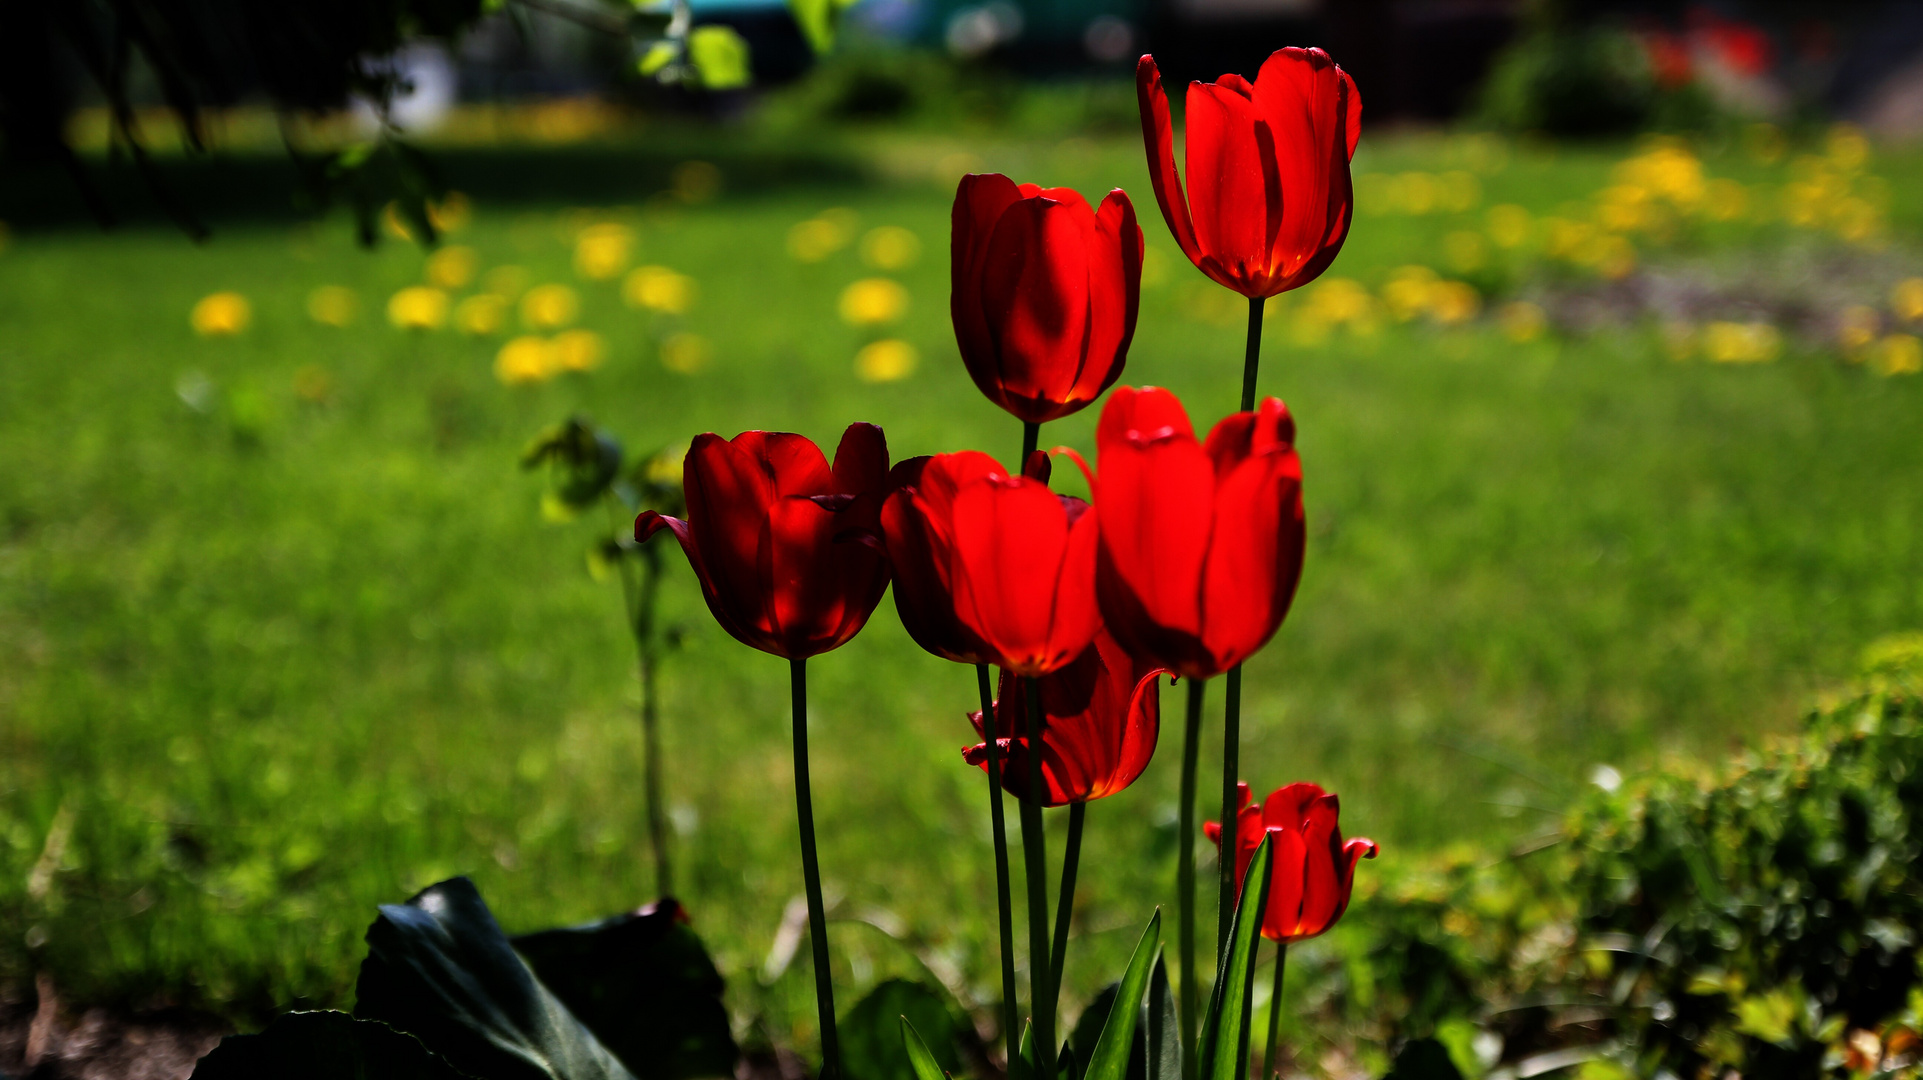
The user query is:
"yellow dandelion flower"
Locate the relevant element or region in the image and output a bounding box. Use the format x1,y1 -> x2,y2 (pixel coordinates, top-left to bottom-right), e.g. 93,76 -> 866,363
854,339 -> 918,383
1871,334 -> 1922,377
1305,278 -> 1376,328
306,286 -> 357,327
623,266 -> 697,314
496,336 -> 556,385
1428,280 -> 1481,325
191,292 -> 251,336
456,294 -> 509,336
788,215 -> 853,262
1826,124 -> 1870,173
659,332 -> 712,374
426,246 -> 478,289
645,445 -> 686,487
840,278 -> 909,326
1382,266 -> 1438,322
1839,305 -> 1880,357
389,286 -> 450,331
1892,278 -> 1923,323
859,226 -> 921,270
521,284 -> 579,330
1486,204 -> 1532,248
1497,301 -> 1547,343
551,329 -> 605,372
575,223 -> 635,281
484,265 -> 529,300
1703,321 -> 1780,364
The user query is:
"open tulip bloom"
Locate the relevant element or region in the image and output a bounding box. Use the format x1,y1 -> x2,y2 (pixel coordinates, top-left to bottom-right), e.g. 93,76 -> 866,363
952,173 -> 1144,426
1207,781 -> 1377,942
1136,48 -> 1360,303
948,471 -> 1101,680
879,451 -> 1007,666
636,422 -> 894,1080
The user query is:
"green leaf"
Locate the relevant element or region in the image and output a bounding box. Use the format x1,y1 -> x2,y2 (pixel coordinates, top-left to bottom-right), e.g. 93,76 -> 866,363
191,1011 -> 471,1079
842,979 -> 966,1080
638,41 -> 677,77
355,877 -> 637,1080
1142,956 -> 1181,1080
687,26 -> 751,91
1380,1037 -> 1466,1080
511,899 -> 738,1080
901,1017 -> 951,1080
1197,838 -> 1272,1080
1084,910 -> 1161,1080
786,0 -> 859,53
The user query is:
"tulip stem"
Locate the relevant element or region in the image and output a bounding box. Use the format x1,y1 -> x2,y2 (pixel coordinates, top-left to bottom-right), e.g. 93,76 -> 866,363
789,658 -> 840,1080
978,663 -> 1023,1070
1048,801 -> 1085,1027
1020,421 -> 1041,473
1177,677 -> 1206,1078
1219,664 -> 1243,965
1263,943 -> 1289,1080
1241,297 -> 1264,412
608,494 -> 673,898
1019,676 -> 1056,1080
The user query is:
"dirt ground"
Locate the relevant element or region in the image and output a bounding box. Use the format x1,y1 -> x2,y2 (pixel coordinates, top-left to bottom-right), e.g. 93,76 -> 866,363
0,978 -> 229,1080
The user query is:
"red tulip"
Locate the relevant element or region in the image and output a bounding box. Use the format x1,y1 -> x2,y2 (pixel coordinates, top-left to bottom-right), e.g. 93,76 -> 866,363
879,451 -> 1008,664
963,628 -> 1164,805
1205,781 -> 1377,941
949,471 -> 1100,678
952,173 -> 1144,424
1092,386 -> 1305,679
637,424 -> 890,659
1136,48 -> 1361,300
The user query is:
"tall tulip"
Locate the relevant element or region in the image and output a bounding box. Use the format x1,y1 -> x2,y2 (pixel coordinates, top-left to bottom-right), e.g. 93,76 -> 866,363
1136,48 -> 1360,302
879,451 -> 1007,665
949,472 -> 1101,679
1093,386 -> 1306,679
952,173 -> 1144,427
963,628 -> 1163,807
636,423 -> 892,1080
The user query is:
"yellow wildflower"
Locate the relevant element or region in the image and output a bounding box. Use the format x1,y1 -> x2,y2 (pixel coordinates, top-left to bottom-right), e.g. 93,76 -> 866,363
840,278 -> 909,326
388,287 -> 449,331
456,294 -> 509,336
623,266 -> 697,314
191,292 -> 251,336
426,246 -> 478,289
521,284 -> 579,330
854,339 -> 918,382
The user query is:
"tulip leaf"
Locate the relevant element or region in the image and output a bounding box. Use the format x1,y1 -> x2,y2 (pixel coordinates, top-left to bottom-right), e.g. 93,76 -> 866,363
511,900 -> 738,1080
1069,983 -> 1120,1073
1196,838 -> 1273,1080
355,877 -> 637,1080
901,1017 -> 951,1080
841,979 -> 967,1080
190,1011 -> 472,1080
1143,955 -> 1182,1080
1083,910 -> 1161,1080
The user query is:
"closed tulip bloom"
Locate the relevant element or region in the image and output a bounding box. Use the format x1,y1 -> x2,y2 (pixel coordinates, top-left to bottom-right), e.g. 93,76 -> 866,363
949,472 -> 1100,677
1136,48 -> 1361,299
963,629 -> 1164,805
1206,781 -> 1377,941
1093,386 -> 1306,679
952,173 -> 1144,424
880,451 -> 1008,664
637,424 -> 890,659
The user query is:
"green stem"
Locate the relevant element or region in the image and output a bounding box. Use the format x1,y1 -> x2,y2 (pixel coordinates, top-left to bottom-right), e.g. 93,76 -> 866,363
638,544 -> 672,897
978,663 -> 1022,1068
1177,677 -> 1206,1078
1263,943 -> 1288,1080
1019,676 -> 1056,1079
1241,297 -> 1264,412
1021,421 -> 1041,473
1219,665 -> 1243,963
789,658 -> 840,1080
1048,801 -> 1085,1026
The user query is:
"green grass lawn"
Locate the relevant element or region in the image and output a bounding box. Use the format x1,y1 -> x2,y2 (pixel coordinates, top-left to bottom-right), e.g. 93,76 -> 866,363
2,117 -> 1921,1050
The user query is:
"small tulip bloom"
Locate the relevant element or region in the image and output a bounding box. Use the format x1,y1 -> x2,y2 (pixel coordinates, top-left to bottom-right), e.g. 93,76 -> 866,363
949,472 -> 1101,678
1206,781 -> 1377,941
1136,48 -> 1361,299
637,424 -> 891,659
963,628 -> 1163,805
1093,386 -> 1306,679
880,451 -> 1008,664
951,173 -> 1144,424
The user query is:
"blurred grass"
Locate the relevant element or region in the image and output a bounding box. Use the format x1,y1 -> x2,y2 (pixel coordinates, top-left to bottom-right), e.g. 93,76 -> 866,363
1,118 -> 1921,1052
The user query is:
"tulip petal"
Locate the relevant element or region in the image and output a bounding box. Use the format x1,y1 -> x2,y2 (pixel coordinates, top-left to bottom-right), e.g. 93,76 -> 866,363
951,477 -> 1071,675
882,453 -> 1003,664
1135,56 -> 1203,270
1198,403 -> 1304,670
980,197 -> 1097,421
1080,190 -> 1143,408
1184,79 -> 1278,297
1293,794 -> 1344,937
831,422 -> 890,497
1252,47 -> 1359,291
1265,823 -> 1308,941
952,174 -> 1026,407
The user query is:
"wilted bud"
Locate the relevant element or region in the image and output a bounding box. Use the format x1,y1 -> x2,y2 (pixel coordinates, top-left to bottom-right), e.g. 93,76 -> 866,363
521,418 -> 623,509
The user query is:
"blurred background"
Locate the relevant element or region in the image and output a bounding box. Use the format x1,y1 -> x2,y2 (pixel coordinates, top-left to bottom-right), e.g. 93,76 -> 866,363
3,0 -> 1923,1077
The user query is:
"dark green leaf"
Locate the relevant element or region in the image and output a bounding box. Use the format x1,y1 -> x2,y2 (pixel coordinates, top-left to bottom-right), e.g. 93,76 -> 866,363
841,979 -> 966,1080
1142,956 -> 1181,1080
1069,983 -> 1120,1072
1381,1038 -> 1466,1080
901,1017 -> 950,1080
511,899 -> 737,1080
355,877 -> 636,1080
1198,839 -> 1272,1080
190,1011 -> 471,1080
522,419 -> 623,508
1083,910 -> 1160,1080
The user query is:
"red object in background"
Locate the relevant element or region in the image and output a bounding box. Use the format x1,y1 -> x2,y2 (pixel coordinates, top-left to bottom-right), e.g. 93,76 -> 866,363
1206,781 -> 1378,941
951,173 -> 1144,425
1642,28 -> 1695,89
880,451 -> 1007,665
1691,7 -> 1774,77
1090,386 -> 1306,680
1136,47 -> 1360,300
637,424 -> 891,660
947,471 -> 1101,678
963,628 -> 1163,805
